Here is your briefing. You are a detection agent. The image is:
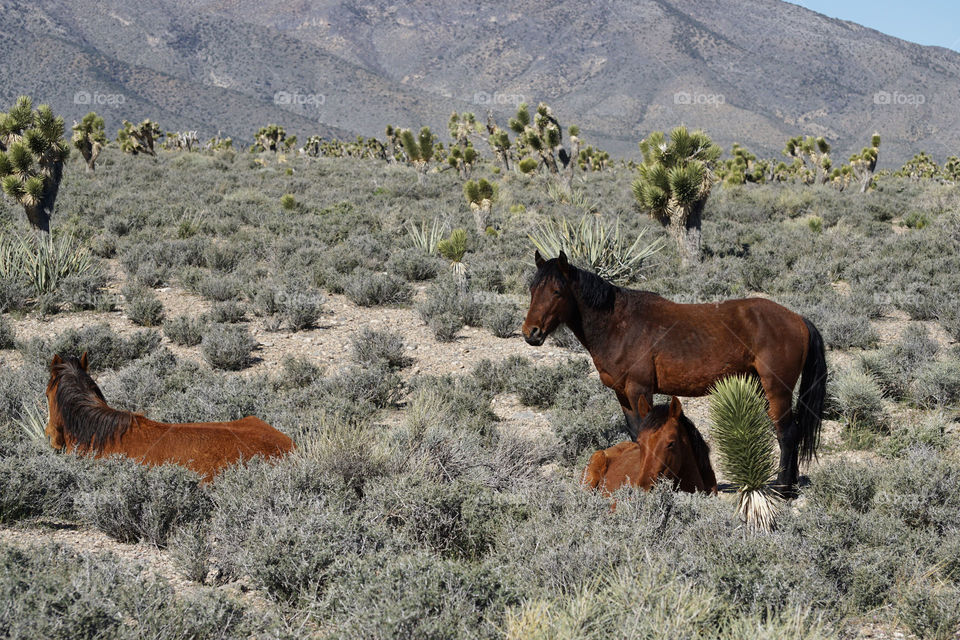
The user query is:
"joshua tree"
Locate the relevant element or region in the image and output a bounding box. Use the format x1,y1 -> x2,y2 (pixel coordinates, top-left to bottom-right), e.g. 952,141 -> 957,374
783,135 -> 831,184
829,164 -> 853,192
205,135 -> 233,152
718,143 -> 767,186
487,127 -> 512,171
463,178 -> 495,233
895,151 -> 940,181
510,102 -> 561,174
0,96 -> 70,232
384,125 -> 404,163
944,156 -> 960,183
709,375 -> 782,532
252,124 -> 287,153
117,119 -> 163,156
578,146 -> 610,172
848,133 -> 880,193
301,135 -> 323,157
632,126 -> 721,266
399,126 -> 434,184
71,112 -> 106,173
437,227 -> 468,286
165,130 -> 199,152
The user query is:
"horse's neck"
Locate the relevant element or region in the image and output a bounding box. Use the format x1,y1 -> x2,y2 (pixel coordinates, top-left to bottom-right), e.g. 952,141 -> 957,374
567,292 -> 615,357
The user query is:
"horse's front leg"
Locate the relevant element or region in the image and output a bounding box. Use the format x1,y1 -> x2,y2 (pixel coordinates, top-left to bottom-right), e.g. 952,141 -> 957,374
615,391 -> 644,440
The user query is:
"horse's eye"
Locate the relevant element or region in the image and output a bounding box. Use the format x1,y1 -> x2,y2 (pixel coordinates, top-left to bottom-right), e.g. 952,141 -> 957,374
553,290 -> 562,297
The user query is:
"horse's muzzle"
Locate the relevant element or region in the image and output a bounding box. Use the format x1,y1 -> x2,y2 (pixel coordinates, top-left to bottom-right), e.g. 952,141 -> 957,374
523,326 -> 546,346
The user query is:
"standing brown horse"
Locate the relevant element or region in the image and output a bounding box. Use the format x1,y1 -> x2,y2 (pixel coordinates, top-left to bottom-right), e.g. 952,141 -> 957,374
522,251 -> 826,495
583,396 -> 717,495
45,353 -> 294,480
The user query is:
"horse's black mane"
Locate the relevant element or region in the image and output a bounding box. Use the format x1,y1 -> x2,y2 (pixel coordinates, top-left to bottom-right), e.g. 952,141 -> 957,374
531,258 -> 618,310
52,355 -> 133,451
640,404 -> 712,464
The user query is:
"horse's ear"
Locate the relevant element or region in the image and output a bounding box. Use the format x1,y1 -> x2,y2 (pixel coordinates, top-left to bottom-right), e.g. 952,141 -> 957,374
557,250 -> 570,275
636,395 -> 651,417
534,250 -> 545,268
80,352 -> 89,370
50,354 -> 63,370
669,396 -> 683,419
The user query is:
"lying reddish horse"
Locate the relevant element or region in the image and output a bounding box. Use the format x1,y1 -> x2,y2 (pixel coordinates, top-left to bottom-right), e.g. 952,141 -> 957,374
45,353 -> 294,480
583,396 -> 717,495
523,251 -> 826,495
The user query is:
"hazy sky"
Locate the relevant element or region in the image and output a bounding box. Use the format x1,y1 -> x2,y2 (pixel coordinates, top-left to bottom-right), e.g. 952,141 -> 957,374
791,1 -> 960,52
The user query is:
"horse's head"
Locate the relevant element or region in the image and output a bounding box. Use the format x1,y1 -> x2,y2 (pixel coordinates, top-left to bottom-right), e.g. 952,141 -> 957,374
45,352 -> 95,450
522,250 -> 576,346
635,396 -> 707,491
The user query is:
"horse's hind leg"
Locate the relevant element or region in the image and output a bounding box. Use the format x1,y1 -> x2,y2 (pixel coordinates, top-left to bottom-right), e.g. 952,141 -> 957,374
759,376 -> 799,498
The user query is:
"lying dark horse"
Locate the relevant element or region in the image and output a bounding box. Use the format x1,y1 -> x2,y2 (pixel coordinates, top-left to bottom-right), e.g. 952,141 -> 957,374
522,251 -> 826,495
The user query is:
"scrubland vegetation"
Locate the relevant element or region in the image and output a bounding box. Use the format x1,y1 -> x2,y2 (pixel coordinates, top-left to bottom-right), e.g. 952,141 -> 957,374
2,100 -> 960,637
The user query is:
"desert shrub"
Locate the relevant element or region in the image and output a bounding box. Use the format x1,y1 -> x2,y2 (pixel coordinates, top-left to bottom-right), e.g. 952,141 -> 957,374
123,286 -> 165,327
76,459 -> 212,547
860,324 -> 940,400
203,243 -> 241,272
168,522 -> 213,584
878,412 -> 948,459
417,276 -> 483,341
804,460 -> 879,513
198,274 -> 241,301
0,544 -> 266,639
280,193 -> 297,210
200,324 -> 257,370
550,378 -> 626,464
280,292 -> 324,331
513,358 -> 592,408
830,366 -> 887,432
795,295 -> 878,350
484,304 -> 520,338
0,316 -> 14,349
897,577 -> 960,640
163,314 -> 207,346
208,300 -> 246,324
19,323 -> 161,371
343,269 -> 413,307
0,278 -> 29,312
874,447 -> 960,532
320,550 -> 519,639
909,357 -> 960,408
59,269 -> 110,310
352,327 -> 413,370
274,355 -> 324,390
387,248 -> 441,281
0,442 -> 85,523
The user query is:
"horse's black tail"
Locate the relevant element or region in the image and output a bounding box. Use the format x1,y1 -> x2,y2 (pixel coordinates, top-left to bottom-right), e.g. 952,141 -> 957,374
796,317 -> 827,464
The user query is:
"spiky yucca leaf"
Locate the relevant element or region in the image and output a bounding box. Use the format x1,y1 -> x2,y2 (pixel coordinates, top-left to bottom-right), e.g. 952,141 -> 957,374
406,217 -> 448,255
709,374 -> 781,532
17,399 -> 48,444
437,228 -> 468,263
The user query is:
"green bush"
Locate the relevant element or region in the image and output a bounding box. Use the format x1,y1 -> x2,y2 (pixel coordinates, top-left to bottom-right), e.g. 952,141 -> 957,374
163,314 -> 207,346
352,327 -> 413,370
200,323 -> 257,370
343,269 -> 413,307
123,286 -> 165,327
0,316 -> 14,349
77,460 -> 213,547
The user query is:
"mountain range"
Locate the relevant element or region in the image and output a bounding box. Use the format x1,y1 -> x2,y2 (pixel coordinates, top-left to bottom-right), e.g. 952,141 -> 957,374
2,0 -> 958,166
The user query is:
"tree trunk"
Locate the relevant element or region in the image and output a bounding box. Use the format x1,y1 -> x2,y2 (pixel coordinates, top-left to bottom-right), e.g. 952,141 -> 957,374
24,159 -> 63,232
667,199 -> 705,267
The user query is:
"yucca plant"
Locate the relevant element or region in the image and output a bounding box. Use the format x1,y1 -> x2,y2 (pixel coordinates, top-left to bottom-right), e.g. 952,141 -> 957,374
545,181 -> 597,212
528,215 -> 663,283
437,228 -> 468,284
708,374 -> 781,532
16,398 -> 48,445
71,111 -> 107,173
0,232 -> 95,296
0,96 -> 70,231
464,178 -> 496,233
632,126 -> 721,266
849,133 -> 881,193
406,217 -> 448,255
